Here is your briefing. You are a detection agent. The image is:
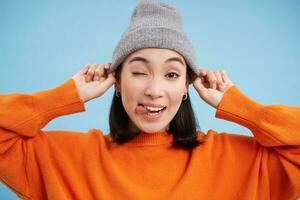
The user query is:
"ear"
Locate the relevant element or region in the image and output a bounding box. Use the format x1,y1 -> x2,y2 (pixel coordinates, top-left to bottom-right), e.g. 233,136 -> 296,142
115,82 -> 121,92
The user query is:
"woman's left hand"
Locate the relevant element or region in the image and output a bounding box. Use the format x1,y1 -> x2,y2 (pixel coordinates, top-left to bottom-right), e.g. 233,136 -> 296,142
192,69 -> 235,108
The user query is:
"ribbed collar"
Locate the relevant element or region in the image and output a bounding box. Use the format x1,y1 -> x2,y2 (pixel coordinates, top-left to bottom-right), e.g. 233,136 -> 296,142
124,130 -> 174,146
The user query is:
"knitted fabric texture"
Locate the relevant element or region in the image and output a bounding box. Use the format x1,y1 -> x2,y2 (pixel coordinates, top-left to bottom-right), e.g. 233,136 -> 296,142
110,0 -> 198,75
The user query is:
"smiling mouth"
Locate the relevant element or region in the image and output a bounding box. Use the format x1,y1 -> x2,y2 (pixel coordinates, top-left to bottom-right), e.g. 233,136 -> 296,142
136,104 -> 167,120
138,104 -> 167,113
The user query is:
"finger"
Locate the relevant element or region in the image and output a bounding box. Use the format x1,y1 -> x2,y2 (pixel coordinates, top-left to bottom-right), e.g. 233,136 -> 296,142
94,65 -> 106,80
105,62 -> 113,73
95,63 -> 113,81
103,64 -> 109,73
200,76 -> 209,88
220,70 -> 229,82
199,69 -> 207,77
198,69 -> 210,87
104,63 -> 111,70
80,64 -> 91,75
93,75 -> 99,81
104,63 -> 113,75
85,64 -> 97,82
207,71 -> 217,89
214,71 -> 223,84
98,76 -> 108,83
99,73 -> 116,92
193,77 -> 206,94
214,71 -> 224,91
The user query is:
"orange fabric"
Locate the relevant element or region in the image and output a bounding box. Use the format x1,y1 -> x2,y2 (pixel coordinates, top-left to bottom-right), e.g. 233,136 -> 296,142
0,79 -> 300,200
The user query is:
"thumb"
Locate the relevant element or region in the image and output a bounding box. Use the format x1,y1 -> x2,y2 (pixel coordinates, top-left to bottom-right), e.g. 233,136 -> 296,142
99,73 -> 116,93
193,77 -> 207,96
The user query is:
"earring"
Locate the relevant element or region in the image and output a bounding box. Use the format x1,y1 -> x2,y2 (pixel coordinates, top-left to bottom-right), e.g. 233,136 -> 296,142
116,90 -> 121,98
182,93 -> 188,101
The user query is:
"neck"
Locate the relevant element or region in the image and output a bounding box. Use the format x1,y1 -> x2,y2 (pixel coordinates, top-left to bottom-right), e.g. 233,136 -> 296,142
128,121 -> 169,135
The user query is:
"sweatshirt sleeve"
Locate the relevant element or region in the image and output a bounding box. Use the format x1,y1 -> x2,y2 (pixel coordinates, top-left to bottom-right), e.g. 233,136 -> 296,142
215,85 -> 300,198
0,78 -> 85,198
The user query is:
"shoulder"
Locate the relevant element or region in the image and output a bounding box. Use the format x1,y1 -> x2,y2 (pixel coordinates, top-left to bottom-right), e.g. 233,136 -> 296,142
32,129 -> 107,147
196,129 -> 260,149
195,129 -> 263,160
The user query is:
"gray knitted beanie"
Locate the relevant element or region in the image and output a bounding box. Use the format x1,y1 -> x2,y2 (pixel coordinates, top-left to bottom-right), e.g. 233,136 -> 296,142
110,0 -> 198,76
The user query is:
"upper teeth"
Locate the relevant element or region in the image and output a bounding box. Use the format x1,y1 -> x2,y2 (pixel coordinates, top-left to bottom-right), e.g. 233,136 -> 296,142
144,105 -> 165,111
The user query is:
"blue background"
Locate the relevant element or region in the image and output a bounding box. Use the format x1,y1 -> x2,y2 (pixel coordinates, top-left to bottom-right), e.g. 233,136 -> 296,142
1,0 -> 299,199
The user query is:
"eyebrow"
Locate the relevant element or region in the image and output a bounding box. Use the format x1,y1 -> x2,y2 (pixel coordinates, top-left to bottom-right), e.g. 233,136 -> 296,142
128,56 -> 185,66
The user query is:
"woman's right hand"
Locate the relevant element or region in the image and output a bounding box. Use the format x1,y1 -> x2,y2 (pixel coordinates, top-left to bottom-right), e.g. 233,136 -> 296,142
72,63 -> 116,103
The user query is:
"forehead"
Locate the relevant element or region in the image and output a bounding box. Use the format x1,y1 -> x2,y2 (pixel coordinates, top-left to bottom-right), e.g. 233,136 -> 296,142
124,48 -> 186,64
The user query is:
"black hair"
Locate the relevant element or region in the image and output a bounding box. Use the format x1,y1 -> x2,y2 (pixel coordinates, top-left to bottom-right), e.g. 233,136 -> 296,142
108,63 -> 203,150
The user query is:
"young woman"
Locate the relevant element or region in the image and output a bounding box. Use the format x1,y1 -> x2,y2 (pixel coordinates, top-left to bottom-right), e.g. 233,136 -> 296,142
0,0 -> 299,199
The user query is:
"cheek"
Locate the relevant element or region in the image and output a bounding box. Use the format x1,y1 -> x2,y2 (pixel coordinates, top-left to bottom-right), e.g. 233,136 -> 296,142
166,83 -> 187,112
120,80 -> 144,113
122,79 -> 145,97
167,82 -> 187,99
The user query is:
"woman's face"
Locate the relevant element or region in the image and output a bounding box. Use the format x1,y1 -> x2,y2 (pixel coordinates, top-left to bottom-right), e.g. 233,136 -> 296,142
116,48 -> 188,134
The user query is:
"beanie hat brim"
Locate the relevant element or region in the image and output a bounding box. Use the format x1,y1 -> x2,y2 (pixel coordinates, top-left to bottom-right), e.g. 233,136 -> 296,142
111,27 -> 197,74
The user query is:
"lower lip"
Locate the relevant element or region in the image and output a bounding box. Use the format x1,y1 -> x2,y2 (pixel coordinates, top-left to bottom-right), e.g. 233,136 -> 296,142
141,108 -> 166,121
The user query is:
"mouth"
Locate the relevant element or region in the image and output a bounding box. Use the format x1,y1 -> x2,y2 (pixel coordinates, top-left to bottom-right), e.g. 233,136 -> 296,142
138,104 -> 167,114
136,104 -> 167,120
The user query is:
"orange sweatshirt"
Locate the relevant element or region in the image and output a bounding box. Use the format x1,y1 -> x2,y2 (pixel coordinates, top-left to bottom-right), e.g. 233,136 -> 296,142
0,79 -> 300,200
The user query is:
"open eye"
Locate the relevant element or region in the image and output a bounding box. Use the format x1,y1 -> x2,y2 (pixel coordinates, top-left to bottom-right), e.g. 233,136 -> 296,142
166,72 -> 180,79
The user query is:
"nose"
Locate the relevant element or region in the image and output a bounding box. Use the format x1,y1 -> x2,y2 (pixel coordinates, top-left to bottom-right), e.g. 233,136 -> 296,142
144,77 -> 164,99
